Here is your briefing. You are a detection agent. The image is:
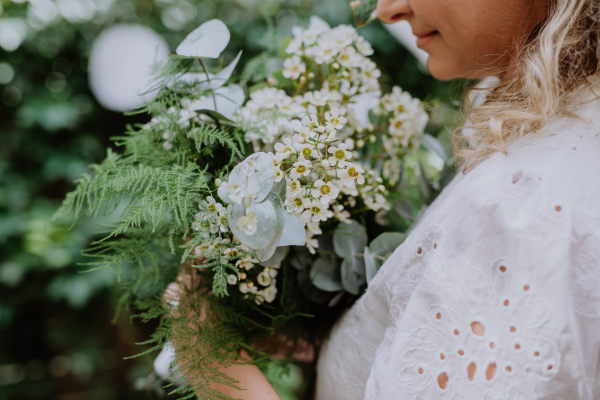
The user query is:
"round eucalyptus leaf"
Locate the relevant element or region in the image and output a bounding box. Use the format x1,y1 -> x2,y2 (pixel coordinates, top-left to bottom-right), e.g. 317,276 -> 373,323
333,220 -> 367,259
268,192 -> 286,231
229,152 -> 274,202
310,257 -> 343,292
227,201 -> 277,249
421,133 -> 449,163
255,230 -> 282,261
278,212 -> 306,247
364,246 -> 377,284
176,19 -> 230,59
341,256 -> 366,295
259,246 -> 289,267
271,178 -> 287,203
369,232 -> 406,268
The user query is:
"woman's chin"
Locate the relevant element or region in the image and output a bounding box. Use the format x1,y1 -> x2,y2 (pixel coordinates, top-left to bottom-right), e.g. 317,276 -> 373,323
427,58 -> 489,81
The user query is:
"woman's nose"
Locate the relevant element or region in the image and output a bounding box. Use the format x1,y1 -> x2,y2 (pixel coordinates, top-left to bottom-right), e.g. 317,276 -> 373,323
376,0 -> 412,24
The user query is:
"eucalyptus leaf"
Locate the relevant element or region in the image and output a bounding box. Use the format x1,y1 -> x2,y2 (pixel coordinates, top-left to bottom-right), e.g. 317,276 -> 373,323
364,246 -> 377,284
254,193 -> 285,261
196,109 -> 234,123
191,84 -> 245,118
278,213 -> 306,247
227,202 -> 277,250
196,51 -> 242,93
333,220 -> 367,259
310,257 -> 343,292
271,178 -> 286,203
176,19 -> 230,58
421,133 -> 449,163
259,246 -> 289,267
418,161 -> 432,201
341,256 -> 365,295
228,152 -> 274,202
256,232 -> 282,261
369,232 -> 406,268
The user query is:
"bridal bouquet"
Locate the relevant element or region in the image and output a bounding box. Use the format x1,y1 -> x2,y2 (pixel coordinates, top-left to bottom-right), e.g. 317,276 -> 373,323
54,3 -> 443,397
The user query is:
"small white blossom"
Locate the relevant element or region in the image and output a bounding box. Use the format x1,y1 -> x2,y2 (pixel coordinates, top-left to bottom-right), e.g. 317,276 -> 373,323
303,201 -> 332,222
236,255 -> 259,270
274,138 -> 295,158
290,158 -> 312,179
355,36 -> 374,56
283,56 -> 306,80
287,179 -> 302,197
257,270 -> 272,286
337,46 -> 363,68
237,212 -> 259,236
311,180 -> 340,204
324,108 -> 347,129
306,231 -> 319,254
339,163 -> 365,185
332,204 -> 352,223
327,143 -> 352,167
285,193 -> 311,213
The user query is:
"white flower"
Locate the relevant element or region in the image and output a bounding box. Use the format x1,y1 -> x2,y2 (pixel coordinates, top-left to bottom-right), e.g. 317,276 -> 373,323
355,36 -> 374,56
285,193 -> 311,213
290,159 -> 312,179
364,193 -> 390,211
218,207 -> 228,232
236,255 -> 259,270
262,284 -> 278,302
268,268 -> 278,278
329,25 -> 357,49
227,274 -> 238,285
274,168 -> 284,182
312,180 -> 340,204
295,142 -> 319,159
287,179 -> 302,197
283,56 -> 306,80
286,36 -> 303,55
339,163 -> 365,185
237,212 -> 259,236
332,204 -> 352,223
205,196 -> 225,213
304,90 -> 329,107
312,36 -> 339,64
301,113 -> 322,132
324,108 -> 347,129
303,200 -> 332,222
239,282 -> 250,294
223,247 -> 242,258
307,220 -> 323,234
257,270 -> 272,286
337,46 -> 363,68
327,143 -> 352,167
218,182 -> 247,205
274,138 -> 295,158
306,231 -> 319,254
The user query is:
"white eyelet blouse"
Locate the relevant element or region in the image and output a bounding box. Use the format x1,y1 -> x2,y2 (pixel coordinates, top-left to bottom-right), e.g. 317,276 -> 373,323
316,100 -> 600,400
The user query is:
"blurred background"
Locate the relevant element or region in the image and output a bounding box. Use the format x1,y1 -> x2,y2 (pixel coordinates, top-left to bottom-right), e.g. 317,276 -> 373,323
0,0 -> 460,398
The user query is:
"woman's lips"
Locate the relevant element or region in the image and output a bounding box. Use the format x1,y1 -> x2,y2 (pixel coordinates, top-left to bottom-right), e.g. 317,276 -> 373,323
415,31 -> 438,48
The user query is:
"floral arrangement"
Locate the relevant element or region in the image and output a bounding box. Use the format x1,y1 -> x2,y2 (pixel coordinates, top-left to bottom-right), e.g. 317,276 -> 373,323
53,3 -> 446,397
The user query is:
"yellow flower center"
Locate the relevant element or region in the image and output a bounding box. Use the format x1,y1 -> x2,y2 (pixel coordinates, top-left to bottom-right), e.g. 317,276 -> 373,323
294,197 -> 303,207
334,149 -> 345,160
302,147 -> 312,157
394,120 -> 403,129
348,167 -> 359,178
396,105 -> 405,113
311,205 -> 321,214
290,181 -> 299,191
320,185 -> 331,195
297,165 -> 307,173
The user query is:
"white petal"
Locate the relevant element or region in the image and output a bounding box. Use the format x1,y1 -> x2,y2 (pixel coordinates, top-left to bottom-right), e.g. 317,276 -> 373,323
176,19 -> 230,58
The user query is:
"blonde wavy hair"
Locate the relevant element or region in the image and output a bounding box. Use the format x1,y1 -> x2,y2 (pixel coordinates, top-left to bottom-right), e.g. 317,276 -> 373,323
455,0 -> 600,171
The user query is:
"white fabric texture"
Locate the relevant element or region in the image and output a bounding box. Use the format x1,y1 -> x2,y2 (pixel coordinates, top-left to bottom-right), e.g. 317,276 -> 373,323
316,101 -> 600,400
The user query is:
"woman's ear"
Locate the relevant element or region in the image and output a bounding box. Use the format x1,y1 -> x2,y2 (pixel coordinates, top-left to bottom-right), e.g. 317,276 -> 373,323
377,0 -> 413,24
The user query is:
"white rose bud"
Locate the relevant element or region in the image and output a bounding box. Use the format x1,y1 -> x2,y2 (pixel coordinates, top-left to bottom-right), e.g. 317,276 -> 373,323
321,159 -> 330,168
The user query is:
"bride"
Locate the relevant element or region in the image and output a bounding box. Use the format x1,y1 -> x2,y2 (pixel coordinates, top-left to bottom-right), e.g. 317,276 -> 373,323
184,0 -> 600,398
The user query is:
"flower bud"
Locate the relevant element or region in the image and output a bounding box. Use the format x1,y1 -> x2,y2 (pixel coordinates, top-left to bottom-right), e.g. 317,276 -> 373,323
246,281 -> 254,289
342,71 -> 349,78
321,159 -> 330,168
317,126 -> 326,134
367,124 -> 374,132
377,185 -> 386,192
297,135 -> 306,144
267,77 -> 277,86
332,62 -> 340,70
370,135 -> 377,143
214,178 -> 222,187
299,76 -> 306,84
308,72 -> 315,79
356,139 -> 365,148
368,9 -> 378,22
350,0 -> 361,11
240,272 -> 247,280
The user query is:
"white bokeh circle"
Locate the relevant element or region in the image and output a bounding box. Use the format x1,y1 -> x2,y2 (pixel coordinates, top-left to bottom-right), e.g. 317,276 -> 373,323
89,25 -> 169,112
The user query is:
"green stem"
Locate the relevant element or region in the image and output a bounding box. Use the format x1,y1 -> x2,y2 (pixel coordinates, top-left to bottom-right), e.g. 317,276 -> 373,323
198,58 -> 218,112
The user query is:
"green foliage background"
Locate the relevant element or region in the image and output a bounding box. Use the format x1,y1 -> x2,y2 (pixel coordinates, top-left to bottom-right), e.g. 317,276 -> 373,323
0,0 -> 461,398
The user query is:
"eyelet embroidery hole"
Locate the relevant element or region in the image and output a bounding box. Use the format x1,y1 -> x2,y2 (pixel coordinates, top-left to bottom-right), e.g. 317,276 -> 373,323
509,326 -> 516,333
440,353 -> 445,360
454,329 -> 460,336
417,247 -> 423,255
458,350 -> 464,356
489,342 -> 495,349
486,363 -> 497,381
471,321 -> 485,336
547,365 -> 553,370
437,372 -> 448,389
514,344 -> 521,350
468,362 -> 476,381
534,351 -> 540,357
436,312 -> 442,320
523,285 -> 530,291
555,205 -> 562,212
434,243 -> 437,249
418,367 -> 423,375
503,299 -> 509,306
499,266 -> 507,273
506,366 -> 512,372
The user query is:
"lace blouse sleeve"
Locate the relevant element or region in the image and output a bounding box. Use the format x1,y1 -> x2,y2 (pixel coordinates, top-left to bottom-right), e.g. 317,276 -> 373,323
316,124 -> 600,400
